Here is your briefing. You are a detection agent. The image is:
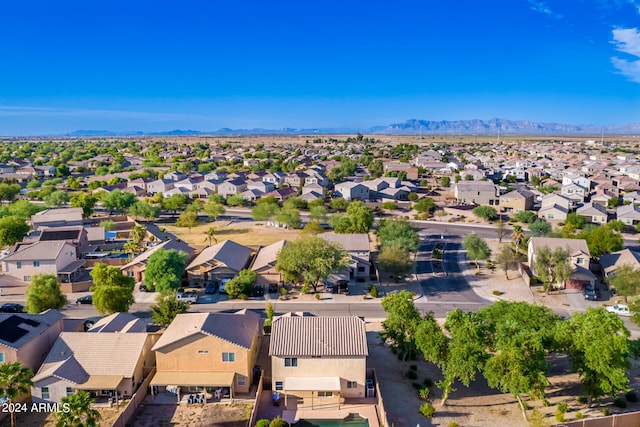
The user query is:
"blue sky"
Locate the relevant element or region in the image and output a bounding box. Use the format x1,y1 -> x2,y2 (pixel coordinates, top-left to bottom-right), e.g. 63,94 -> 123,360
1,0 -> 640,135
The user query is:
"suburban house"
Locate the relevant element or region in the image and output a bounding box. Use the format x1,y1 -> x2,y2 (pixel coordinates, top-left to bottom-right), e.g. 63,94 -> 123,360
454,181 -> 499,206
31,208 -> 84,231
284,172 -> 308,188
263,172 -> 287,186
617,204 -> 640,227
186,240 -> 252,284
150,310 -> 261,402
0,310 -> 64,372
2,241 -> 78,283
33,226 -> 89,258
263,187 -> 298,202
576,202 -> 608,224
333,182 -> 370,202
599,249 -> 640,281
32,332 -> 157,404
527,237 -> 595,289
499,188 -> 534,213
319,232 -> 371,279
121,239 -> 194,283
146,179 -> 175,195
560,183 -> 587,203
269,314 -> 368,410
251,240 -> 287,285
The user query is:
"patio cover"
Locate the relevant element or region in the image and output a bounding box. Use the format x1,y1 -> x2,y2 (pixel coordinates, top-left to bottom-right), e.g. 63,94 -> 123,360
151,371 -> 235,387
76,375 -> 124,390
284,377 -> 341,391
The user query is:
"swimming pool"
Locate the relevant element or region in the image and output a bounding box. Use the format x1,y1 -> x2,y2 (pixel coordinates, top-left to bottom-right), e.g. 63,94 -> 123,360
293,414 -> 369,427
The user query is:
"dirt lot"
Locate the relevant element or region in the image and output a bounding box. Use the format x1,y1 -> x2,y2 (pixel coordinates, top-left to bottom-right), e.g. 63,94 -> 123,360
164,220 -> 301,249
130,403 -> 251,427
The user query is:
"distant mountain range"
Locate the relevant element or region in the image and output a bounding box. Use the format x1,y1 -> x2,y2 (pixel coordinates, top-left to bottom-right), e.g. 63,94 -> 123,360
62,118 -> 640,136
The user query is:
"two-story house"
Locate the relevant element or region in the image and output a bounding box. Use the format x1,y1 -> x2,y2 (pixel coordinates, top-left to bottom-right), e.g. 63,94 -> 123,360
499,188 -> 534,213
319,232 -> 371,279
527,237 -> 595,290
2,241 -> 77,283
218,179 -> 248,198
333,182 -> 370,202
454,181 -> 499,206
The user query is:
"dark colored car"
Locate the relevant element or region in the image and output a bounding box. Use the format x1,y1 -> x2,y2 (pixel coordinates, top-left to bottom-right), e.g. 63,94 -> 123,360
268,283 -> 278,293
582,285 -> 598,301
337,279 -> 349,295
324,282 -> 335,293
251,285 -> 265,297
0,303 -> 25,313
76,295 -> 93,305
139,283 -> 152,292
205,282 -> 218,294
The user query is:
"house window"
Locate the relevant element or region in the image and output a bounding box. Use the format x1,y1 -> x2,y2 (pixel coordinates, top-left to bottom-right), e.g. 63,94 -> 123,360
222,352 -> 235,362
41,387 -> 50,399
0,353 -> 4,362
275,381 -> 283,391
237,375 -> 246,386
66,387 -> 74,396
317,391 -> 333,398
198,350 -> 209,354
548,214 -> 554,219
33,261 -> 40,267
189,386 -> 204,392
16,261 -> 21,269
347,381 -> 357,389
284,357 -> 298,367
576,258 -> 585,265
358,266 -> 365,273
23,276 -> 31,282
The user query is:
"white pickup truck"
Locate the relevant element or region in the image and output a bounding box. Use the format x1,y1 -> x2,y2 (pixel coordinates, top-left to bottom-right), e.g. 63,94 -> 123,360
176,291 -> 198,304
606,304 -> 632,317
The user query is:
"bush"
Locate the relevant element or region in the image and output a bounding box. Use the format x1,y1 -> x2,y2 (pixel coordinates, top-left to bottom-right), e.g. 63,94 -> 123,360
256,420 -> 270,427
602,408 -> 611,416
370,285 -> 378,298
576,396 -> 588,405
576,412 -> 584,419
542,399 -> 550,407
557,402 -> 568,413
614,397 -> 627,408
315,293 -> 320,300
626,391 -> 639,402
269,417 -> 289,427
419,387 -> 430,400
448,423 -> 460,427
406,370 -> 418,380
420,402 -> 435,418
492,290 -> 502,296
555,412 -> 565,422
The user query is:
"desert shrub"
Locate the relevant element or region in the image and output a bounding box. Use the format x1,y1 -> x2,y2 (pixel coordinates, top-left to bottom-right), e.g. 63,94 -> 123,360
407,370 -> 418,380
576,412 -> 584,419
448,423 -> 460,427
614,397 -> 627,408
626,391 -> 639,402
315,293 -> 320,300
577,396 -> 588,405
370,285 -> 378,298
419,387 -> 430,400
555,412 -> 565,422
602,408 -> 611,416
301,284 -> 310,294
256,420 -> 270,427
542,399 -> 550,407
492,290 -> 502,296
269,417 -> 289,427
557,402 -> 568,413
420,402 -> 435,418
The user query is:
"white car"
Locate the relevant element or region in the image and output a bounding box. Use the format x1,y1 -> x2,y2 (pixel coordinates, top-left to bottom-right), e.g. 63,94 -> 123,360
219,278 -> 232,294
176,291 -> 198,304
606,304 -> 632,317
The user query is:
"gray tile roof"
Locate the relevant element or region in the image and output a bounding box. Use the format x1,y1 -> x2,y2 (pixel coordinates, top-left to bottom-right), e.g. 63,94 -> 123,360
0,310 -> 63,350
31,208 -> 83,225
152,310 -> 260,353
186,240 -> 252,272
88,313 -> 147,333
530,237 -> 591,258
251,240 -> 287,272
319,232 -> 369,253
3,241 -> 75,262
269,315 -> 368,357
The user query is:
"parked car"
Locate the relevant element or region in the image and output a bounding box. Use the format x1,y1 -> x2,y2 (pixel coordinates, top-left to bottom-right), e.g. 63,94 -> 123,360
606,304 -> 632,317
0,303 -> 25,313
219,278 -> 232,294
324,282 -> 335,293
76,295 -> 93,305
251,285 -> 265,297
337,279 -> 349,295
139,283 -> 153,292
176,291 -> 198,304
205,282 -> 218,294
268,283 -> 278,293
582,285 -> 598,301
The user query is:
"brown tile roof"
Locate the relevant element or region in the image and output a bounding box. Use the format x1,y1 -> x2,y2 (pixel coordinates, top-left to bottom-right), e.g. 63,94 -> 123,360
269,315 -> 368,357
251,240 -> 287,272
186,240 -> 252,272
152,310 -> 260,353
530,237 -> 590,258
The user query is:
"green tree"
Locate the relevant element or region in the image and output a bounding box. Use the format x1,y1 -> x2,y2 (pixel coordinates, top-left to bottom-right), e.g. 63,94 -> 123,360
472,205 -> 498,221
0,183 -> 20,204
377,246 -> 413,282
283,197 -> 307,210
302,221 -> 324,235
90,263 -> 135,314
534,246 -> 571,293
70,193 -> 97,218
162,193 -> 188,215
414,197 -> 436,214
555,307 -> 630,406
129,200 -> 161,222
512,210 -> 535,223
581,225 -> 623,257
203,198 -> 225,221
55,391 -> 101,427
226,194 -> 247,207
150,293 -> 189,327
329,197 -> 348,211
376,219 -> 420,252
6,200 -> 45,219
99,219 -> 115,231
175,210 -> 199,232
368,160 -> 383,178
100,189 -> 136,215
511,225 -> 525,252
608,264 -> 640,301
440,176 -> 451,188
144,249 -> 188,293
0,362 -> 34,427
566,212 -> 587,230
25,274 -> 67,313
44,190 -> 69,207
275,236 -> 349,292
275,207 -> 301,229
607,198 -> 620,209
0,216 -> 29,247
309,205 -> 328,223
381,291 -> 421,361
204,226 -> 217,246
494,244 -> 521,279
252,201 -> 279,224
462,233 -> 491,269
332,201 -> 373,234
226,269 -> 257,299
130,224 -> 146,244
529,219 -> 552,237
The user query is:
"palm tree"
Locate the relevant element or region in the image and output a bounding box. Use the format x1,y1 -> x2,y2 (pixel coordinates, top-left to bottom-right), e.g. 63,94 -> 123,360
511,225 -> 524,253
123,241 -> 140,260
56,390 -> 101,427
204,226 -> 217,247
0,362 -> 34,427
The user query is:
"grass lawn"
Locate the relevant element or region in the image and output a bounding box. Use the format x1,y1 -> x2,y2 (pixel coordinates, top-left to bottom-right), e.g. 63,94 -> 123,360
163,220 -> 302,248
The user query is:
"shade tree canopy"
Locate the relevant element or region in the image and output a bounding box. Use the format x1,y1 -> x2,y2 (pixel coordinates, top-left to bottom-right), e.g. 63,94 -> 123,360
90,263 -> 135,314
